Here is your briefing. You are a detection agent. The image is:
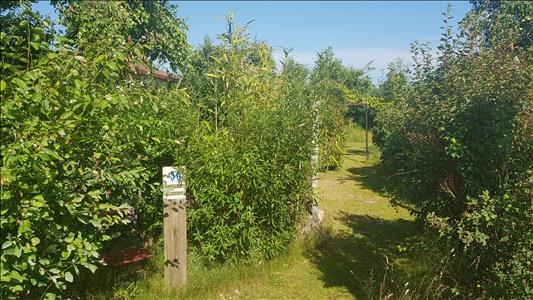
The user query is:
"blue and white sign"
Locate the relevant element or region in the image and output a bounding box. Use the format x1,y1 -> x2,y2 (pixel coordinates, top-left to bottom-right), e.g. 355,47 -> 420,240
163,166 -> 186,203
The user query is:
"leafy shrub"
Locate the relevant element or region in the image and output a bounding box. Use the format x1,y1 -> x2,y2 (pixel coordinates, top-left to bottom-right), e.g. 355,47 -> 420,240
373,3 -> 533,298
0,4 -> 192,298
182,18 -> 315,262
308,47 -> 374,169
312,81 -> 349,169
56,0 -> 191,71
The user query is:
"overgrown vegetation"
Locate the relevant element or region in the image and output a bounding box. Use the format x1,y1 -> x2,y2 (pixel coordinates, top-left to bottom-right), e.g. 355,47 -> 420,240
0,2 -> 357,298
2,0 -> 531,299
182,16 -> 316,262
310,47 -> 373,169
374,2 -> 533,298
0,2 -> 193,298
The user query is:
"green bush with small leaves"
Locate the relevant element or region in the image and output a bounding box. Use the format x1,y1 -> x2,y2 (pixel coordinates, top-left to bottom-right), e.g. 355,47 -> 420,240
0,3 -> 192,298
373,2 -> 533,298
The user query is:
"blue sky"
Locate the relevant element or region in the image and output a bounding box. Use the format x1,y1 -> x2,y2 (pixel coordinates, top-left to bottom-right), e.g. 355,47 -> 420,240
32,1 -> 472,82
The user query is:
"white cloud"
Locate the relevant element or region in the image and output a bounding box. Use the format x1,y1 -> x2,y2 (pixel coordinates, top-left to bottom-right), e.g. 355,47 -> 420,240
273,47 -> 412,84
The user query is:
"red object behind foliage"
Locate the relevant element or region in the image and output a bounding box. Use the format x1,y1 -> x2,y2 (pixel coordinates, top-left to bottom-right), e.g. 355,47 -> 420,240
102,247 -> 152,266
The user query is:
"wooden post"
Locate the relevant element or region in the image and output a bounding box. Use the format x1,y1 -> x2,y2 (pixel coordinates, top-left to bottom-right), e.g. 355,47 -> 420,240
365,104 -> 369,160
162,167 -> 186,289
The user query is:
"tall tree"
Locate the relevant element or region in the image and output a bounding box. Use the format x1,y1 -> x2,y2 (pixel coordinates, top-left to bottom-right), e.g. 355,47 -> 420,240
466,0 -> 533,48
52,0 -> 190,71
378,59 -> 409,102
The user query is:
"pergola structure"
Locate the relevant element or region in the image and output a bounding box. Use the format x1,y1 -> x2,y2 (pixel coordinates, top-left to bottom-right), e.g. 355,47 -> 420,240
347,102 -> 369,160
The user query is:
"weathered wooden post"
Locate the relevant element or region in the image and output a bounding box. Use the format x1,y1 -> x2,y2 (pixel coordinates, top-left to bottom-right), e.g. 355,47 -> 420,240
162,166 -> 186,289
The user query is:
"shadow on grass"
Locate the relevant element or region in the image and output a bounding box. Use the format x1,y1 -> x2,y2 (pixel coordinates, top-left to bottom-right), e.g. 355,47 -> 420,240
345,148 -> 368,156
346,164 -> 391,196
346,165 -> 425,215
66,259 -> 156,299
306,213 -> 419,298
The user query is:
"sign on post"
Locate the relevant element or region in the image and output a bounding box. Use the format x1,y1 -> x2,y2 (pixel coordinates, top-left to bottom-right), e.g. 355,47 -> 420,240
162,166 -> 186,289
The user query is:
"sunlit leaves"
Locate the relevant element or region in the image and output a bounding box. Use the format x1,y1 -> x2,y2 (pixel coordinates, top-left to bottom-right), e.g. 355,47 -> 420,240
372,2 -> 533,297
183,18 -> 315,262
0,3 -> 193,298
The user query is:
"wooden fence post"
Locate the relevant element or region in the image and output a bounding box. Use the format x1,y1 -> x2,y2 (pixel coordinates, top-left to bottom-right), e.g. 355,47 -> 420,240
162,166 -> 187,289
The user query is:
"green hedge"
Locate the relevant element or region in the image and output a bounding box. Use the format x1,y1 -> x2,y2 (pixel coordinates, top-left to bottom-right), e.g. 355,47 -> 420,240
373,3 -> 533,297
182,22 -> 315,262
0,6 -> 353,299
0,6 -> 192,298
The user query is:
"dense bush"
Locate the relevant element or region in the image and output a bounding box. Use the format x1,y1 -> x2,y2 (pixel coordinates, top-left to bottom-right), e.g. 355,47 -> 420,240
182,20 -> 315,261
374,2 -> 533,298
182,35 -> 377,261
309,47 -> 373,169
312,81 -> 349,169
0,3 -> 365,299
55,0 -> 190,72
0,3 -> 192,298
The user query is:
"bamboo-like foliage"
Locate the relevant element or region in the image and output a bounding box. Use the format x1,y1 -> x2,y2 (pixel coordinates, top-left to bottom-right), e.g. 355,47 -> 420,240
182,15 -> 315,262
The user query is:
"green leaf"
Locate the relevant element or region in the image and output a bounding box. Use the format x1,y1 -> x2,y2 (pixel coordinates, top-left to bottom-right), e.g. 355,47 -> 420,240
107,61 -> 118,71
33,195 -> 47,208
49,87 -> 59,96
44,293 -> 57,300
18,221 -> 31,236
61,251 -> 70,260
88,190 -> 100,198
12,246 -> 22,258
96,99 -> 110,110
115,52 -> 125,61
0,80 -> 5,91
47,52 -> 58,59
82,263 -> 97,273
10,270 -> 24,282
64,271 -> 73,283
2,240 -> 13,249
71,196 -> 83,203
94,54 -> 107,63
12,78 -> 27,89
12,285 -> 23,292
49,268 -> 60,274
74,79 -> 83,90
0,272 -> 11,282
42,148 -> 60,160
30,41 -> 40,50
32,92 -> 42,102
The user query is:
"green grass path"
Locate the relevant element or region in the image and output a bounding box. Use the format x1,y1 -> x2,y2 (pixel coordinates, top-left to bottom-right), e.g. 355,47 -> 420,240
114,130 -> 419,300
176,131 -> 417,300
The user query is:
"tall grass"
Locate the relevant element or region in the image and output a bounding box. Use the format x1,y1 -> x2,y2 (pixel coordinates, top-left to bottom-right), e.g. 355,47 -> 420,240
76,237 -> 319,299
